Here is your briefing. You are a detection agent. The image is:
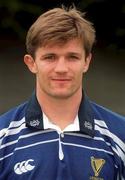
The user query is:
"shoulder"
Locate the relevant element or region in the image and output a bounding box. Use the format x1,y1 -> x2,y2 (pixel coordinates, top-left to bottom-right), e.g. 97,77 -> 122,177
91,101 -> 125,138
91,101 -> 125,122
0,102 -> 28,130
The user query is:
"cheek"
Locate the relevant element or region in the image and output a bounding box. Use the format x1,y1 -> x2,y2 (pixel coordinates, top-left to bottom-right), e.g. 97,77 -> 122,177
36,66 -> 51,82
37,70 -> 45,80
76,65 -> 84,75
73,68 -> 84,83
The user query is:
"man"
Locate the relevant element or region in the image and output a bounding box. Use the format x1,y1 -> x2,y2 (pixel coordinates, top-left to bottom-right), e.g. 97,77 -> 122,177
0,6 -> 125,180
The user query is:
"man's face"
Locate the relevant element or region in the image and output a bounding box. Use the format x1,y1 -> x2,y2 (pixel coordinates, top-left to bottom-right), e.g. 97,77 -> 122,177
24,38 -> 91,99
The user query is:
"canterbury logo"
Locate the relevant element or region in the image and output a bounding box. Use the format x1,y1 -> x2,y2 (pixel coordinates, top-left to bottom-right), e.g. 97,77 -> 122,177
14,159 -> 35,175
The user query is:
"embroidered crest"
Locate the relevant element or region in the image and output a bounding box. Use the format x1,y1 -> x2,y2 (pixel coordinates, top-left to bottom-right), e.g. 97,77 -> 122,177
90,156 -> 105,180
29,119 -> 40,127
84,121 -> 92,130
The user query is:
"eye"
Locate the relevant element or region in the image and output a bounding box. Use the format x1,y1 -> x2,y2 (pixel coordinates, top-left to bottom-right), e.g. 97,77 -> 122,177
68,55 -> 80,61
42,54 -> 56,61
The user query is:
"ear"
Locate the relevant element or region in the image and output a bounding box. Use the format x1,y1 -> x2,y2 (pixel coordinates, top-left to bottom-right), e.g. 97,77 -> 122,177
24,54 -> 37,74
83,53 -> 92,73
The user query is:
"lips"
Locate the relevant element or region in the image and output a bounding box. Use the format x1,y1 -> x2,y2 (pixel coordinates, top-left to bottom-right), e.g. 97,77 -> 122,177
51,78 -> 72,82
52,78 -> 71,81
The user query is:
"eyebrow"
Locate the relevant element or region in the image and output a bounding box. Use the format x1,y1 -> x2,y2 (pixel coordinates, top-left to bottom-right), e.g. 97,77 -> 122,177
40,53 -> 56,58
66,52 -> 82,59
67,52 -> 81,56
40,52 -> 82,59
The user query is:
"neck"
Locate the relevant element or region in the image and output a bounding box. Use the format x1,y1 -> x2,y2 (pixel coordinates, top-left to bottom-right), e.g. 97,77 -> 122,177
36,89 -> 82,130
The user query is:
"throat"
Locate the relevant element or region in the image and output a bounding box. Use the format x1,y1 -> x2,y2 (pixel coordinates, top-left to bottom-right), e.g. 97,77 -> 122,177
37,88 -> 82,130
41,100 -> 80,130
44,111 -> 78,131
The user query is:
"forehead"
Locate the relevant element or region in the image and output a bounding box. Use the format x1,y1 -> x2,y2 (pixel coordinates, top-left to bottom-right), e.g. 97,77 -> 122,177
39,38 -> 84,52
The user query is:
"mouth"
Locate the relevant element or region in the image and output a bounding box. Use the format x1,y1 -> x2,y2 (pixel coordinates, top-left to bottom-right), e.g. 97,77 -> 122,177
51,78 -> 72,82
51,77 -> 72,86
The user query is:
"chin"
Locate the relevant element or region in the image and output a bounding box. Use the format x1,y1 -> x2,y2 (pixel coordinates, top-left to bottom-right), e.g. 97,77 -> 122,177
52,94 -> 72,99
49,90 -> 76,99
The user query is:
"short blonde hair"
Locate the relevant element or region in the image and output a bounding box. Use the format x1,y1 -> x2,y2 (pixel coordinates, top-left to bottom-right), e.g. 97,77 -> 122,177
26,6 -> 96,57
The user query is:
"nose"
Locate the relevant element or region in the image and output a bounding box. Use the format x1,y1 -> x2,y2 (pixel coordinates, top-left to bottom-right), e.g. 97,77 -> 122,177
54,57 -> 68,73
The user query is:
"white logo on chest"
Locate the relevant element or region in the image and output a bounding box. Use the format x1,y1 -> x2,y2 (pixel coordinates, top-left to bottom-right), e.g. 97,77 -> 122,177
14,159 -> 35,175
